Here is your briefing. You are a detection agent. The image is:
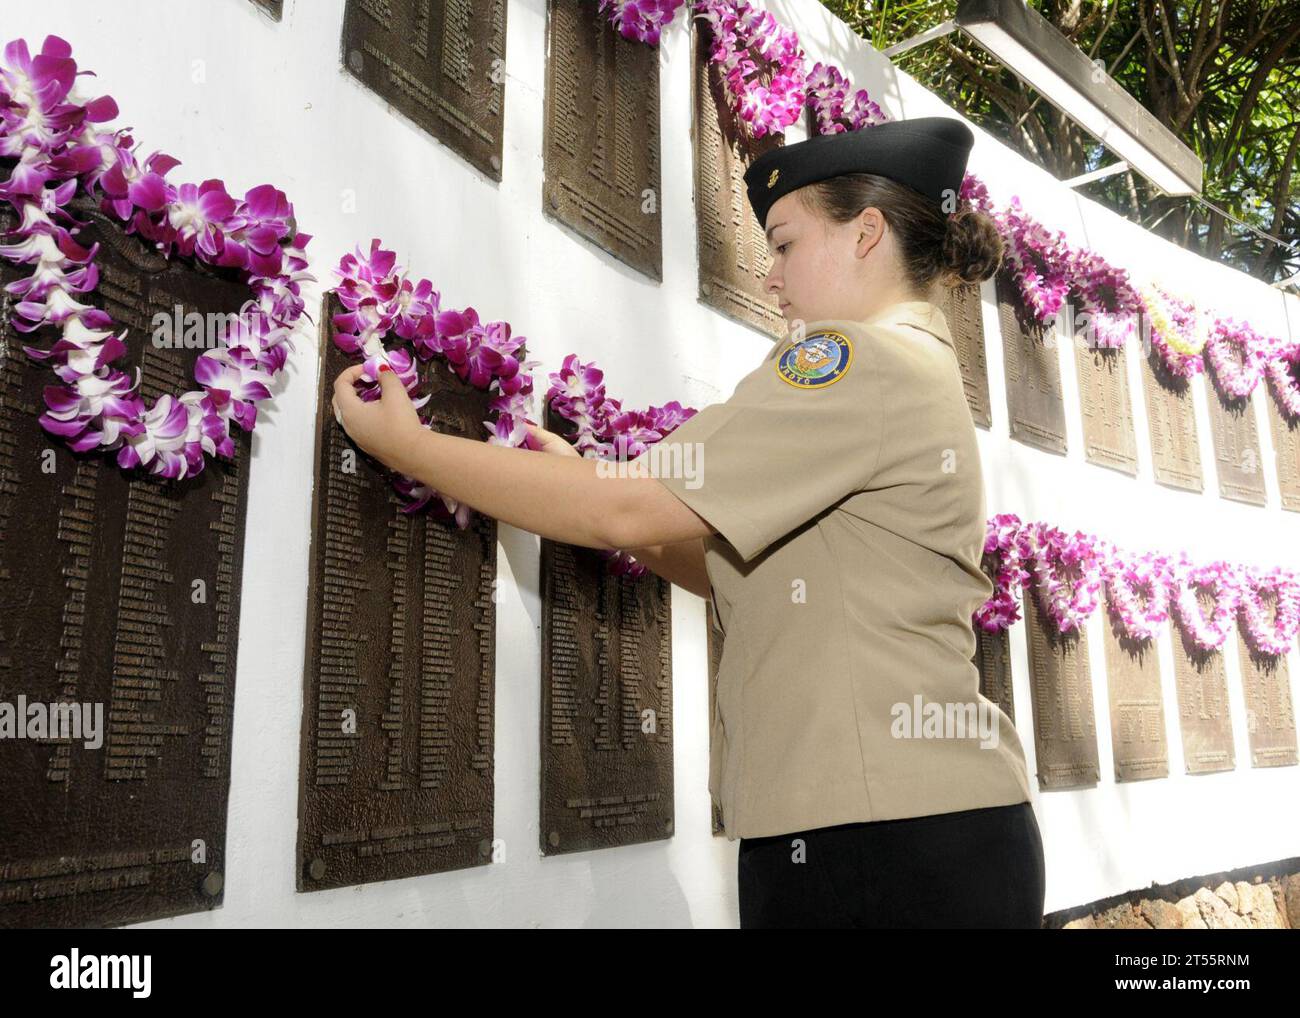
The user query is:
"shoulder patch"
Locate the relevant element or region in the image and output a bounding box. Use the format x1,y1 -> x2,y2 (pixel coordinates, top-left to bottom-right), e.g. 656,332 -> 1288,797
776,330 -> 854,388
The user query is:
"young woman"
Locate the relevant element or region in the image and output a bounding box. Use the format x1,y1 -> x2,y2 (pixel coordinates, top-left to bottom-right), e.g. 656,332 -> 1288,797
332,117 -> 1046,930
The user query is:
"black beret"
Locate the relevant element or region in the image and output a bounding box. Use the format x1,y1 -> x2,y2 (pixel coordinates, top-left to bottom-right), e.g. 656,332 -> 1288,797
743,116 -> 975,230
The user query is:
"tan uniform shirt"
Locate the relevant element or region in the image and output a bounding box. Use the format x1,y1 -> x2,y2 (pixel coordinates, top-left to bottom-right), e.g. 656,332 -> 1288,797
653,300 -> 1032,840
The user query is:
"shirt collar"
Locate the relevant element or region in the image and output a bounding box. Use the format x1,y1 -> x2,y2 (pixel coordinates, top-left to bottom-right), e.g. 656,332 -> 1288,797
859,300 -> 954,348
766,300 -> 954,361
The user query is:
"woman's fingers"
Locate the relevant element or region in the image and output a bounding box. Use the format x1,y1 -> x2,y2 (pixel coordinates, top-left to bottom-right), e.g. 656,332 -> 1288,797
525,422 -> 581,458
333,363 -> 366,389
332,364 -> 367,409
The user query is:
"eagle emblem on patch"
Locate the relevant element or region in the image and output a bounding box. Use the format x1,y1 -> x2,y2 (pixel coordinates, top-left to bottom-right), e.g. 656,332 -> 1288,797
776,330 -> 853,388
767,167 -> 780,188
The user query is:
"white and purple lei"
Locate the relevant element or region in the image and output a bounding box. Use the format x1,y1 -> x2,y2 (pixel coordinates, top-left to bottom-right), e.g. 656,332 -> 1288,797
0,35 -> 314,480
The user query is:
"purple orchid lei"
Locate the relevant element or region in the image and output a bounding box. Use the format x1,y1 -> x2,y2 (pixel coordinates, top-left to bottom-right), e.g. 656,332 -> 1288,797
1064,244 -> 1145,350
973,173 -> 1296,406
1023,520 -> 1106,636
805,61 -> 887,134
1235,563 -> 1300,656
970,188 -> 1144,351
977,513 -> 1300,656
991,195 -> 1074,323
330,243 -> 700,579
1203,314 -> 1269,401
693,0 -> 806,139
1264,333 -> 1300,418
598,1 -> 806,138
330,240 -> 542,528
1139,283 -> 1206,380
0,35 -> 314,480
975,512 -> 1034,635
598,0 -> 686,45
1098,541 -> 1173,642
995,191 -> 1296,408
546,353 -> 698,577
1170,554 -> 1242,652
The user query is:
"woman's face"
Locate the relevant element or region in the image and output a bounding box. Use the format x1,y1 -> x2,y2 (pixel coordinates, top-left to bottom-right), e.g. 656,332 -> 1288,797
761,189 -> 898,326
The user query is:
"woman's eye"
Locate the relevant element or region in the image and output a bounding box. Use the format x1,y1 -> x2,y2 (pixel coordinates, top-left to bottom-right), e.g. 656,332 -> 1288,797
776,242 -> 790,255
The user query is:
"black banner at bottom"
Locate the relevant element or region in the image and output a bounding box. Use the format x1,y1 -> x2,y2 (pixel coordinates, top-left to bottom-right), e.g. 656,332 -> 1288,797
0,928 -> 1287,1003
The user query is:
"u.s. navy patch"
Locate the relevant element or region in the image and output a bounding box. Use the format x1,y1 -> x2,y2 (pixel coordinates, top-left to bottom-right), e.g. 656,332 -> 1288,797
776,330 -> 853,388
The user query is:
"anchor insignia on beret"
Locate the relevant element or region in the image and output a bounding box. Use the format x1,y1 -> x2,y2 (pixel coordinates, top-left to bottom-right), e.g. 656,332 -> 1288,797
767,168 -> 780,188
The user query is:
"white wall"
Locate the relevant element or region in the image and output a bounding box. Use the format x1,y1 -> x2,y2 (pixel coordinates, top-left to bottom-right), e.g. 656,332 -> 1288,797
8,0 -> 1297,927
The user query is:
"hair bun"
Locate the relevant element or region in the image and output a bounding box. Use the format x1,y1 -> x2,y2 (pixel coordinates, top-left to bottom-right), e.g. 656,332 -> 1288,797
940,208 -> 1003,286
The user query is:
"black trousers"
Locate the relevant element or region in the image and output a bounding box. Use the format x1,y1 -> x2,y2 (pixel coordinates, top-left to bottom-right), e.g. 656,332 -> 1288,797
737,801 -> 1045,929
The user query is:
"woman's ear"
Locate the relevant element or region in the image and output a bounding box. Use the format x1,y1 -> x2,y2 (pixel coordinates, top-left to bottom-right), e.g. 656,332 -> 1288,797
855,207 -> 886,258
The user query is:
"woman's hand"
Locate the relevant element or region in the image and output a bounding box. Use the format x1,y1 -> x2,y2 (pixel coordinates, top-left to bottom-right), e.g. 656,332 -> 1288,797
525,423 -> 581,458
331,364 -> 425,471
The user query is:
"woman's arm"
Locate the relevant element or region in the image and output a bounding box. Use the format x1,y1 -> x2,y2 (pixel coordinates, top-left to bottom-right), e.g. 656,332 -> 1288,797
332,366 -> 716,552
624,538 -> 711,599
389,432 -> 716,552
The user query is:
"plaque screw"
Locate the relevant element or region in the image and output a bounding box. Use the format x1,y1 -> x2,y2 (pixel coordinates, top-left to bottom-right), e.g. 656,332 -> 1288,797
308,857 -> 327,881
478,839 -> 492,858
348,49 -> 363,73
548,191 -> 559,210
201,872 -> 223,897
548,831 -> 560,847
490,154 -> 502,172
664,819 -> 673,834
701,282 -> 713,297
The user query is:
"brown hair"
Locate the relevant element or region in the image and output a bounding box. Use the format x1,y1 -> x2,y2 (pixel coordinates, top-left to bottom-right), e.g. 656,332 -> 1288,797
796,173 -> 1003,293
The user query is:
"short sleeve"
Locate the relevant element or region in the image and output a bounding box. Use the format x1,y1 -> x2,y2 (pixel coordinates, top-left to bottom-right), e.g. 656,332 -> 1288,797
650,328 -> 882,563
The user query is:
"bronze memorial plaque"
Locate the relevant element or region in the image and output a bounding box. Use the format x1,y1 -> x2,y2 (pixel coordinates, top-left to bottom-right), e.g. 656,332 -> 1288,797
692,19 -> 784,339
944,282 -> 992,429
297,295 -> 498,891
1073,328 -> 1138,476
1100,610 -> 1168,781
996,269 -> 1067,455
543,0 -> 662,280
1235,631 -> 1298,768
1140,348 -> 1202,493
341,0 -> 507,181
1170,619 -> 1235,774
539,408 -> 673,853
974,626 -> 1016,725
1265,394 -> 1300,512
972,554 -> 1014,723
1205,372 -> 1266,506
1023,591 -> 1100,789
706,598 -> 724,836
0,199 -> 252,928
